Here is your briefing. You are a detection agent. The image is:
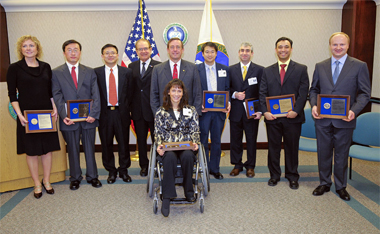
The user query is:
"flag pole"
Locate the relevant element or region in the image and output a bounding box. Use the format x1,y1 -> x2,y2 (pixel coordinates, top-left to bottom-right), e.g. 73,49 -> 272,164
210,0 -> 212,41
140,0 -> 144,39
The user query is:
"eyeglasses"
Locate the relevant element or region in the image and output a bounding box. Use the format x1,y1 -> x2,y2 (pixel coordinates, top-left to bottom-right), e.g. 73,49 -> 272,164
104,52 -> 117,56
137,47 -> 150,52
67,49 -> 80,54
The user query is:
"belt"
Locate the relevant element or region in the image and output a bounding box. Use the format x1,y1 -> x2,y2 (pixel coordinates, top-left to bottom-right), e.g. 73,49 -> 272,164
107,106 -> 119,110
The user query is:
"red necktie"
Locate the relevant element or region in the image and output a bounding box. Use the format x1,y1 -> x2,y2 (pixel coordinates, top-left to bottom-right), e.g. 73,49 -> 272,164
109,69 -> 117,106
71,66 -> 78,89
173,64 -> 178,79
280,64 -> 287,86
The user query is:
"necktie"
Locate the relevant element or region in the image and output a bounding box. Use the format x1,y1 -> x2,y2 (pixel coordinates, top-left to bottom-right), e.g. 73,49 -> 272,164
141,62 -> 146,78
173,64 -> 178,79
71,66 -> 78,89
208,67 -> 217,91
242,65 -> 247,81
109,68 -> 117,106
280,64 -> 287,86
332,60 -> 340,84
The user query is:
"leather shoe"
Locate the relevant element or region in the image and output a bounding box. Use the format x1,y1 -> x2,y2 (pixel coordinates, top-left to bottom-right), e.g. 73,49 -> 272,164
161,198 -> 170,217
289,181 -> 299,190
336,188 -> 350,201
268,178 -> 280,186
69,180 -> 80,190
312,185 -> 330,196
120,174 -> 132,183
140,168 -> 148,177
87,178 -> 102,188
210,172 -> 224,180
34,185 -> 43,199
186,195 -> 196,203
107,175 -> 116,184
229,168 -> 243,176
42,179 -> 54,194
246,168 -> 255,178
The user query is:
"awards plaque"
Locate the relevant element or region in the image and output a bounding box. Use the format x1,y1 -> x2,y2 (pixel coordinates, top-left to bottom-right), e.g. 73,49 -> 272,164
266,94 -> 295,117
203,91 -> 229,112
67,99 -> 93,122
317,94 -> 350,119
24,110 -> 57,133
162,141 -> 195,151
245,98 -> 260,119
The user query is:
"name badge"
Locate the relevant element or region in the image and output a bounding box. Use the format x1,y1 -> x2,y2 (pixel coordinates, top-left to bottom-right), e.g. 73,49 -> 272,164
183,108 -> 192,117
218,69 -> 227,77
248,77 -> 258,85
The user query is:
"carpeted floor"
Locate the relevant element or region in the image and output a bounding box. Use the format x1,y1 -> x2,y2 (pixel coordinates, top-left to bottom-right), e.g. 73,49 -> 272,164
1,150 -> 379,233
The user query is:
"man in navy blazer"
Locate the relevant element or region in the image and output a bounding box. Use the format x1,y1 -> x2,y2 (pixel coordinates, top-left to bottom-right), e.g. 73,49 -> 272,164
309,32 -> 371,201
128,39 -> 161,176
229,42 -> 264,178
197,42 -> 230,180
52,40 -> 101,190
151,38 -> 202,116
259,37 -> 309,189
94,44 -> 133,184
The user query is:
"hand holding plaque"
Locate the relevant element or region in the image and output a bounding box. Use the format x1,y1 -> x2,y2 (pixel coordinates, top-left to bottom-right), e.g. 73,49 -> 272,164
24,110 -> 57,133
317,94 -> 350,119
67,99 -> 93,122
203,91 -> 229,112
266,94 -> 295,117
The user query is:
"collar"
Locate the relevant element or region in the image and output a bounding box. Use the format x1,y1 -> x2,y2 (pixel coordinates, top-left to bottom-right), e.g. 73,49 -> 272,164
331,53 -> 348,65
141,58 -> 151,66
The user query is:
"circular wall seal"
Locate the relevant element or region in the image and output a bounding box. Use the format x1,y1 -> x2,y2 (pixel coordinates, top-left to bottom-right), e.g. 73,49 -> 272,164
163,23 -> 189,45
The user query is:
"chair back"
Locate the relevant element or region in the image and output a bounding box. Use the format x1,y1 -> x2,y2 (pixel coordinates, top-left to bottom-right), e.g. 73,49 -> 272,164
352,112 -> 380,147
301,108 -> 316,138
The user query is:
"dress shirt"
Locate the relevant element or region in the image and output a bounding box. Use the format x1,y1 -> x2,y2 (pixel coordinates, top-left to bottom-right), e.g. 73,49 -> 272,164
331,53 -> 348,77
232,62 -> 251,99
140,58 -> 151,74
66,61 -> 79,83
105,65 -> 119,106
169,59 -> 181,78
205,63 -> 217,91
278,59 -> 290,73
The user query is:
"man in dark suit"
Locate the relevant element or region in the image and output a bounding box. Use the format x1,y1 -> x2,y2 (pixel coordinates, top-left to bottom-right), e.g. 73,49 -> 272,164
259,37 -> 309,189
128,39 -> 161,176
309,32 -> 371,201
94,44 -> 133,184
52,39 -> 102,190
197,42 -> 230,180
229,42 -> 264,178
151,38 -> 202,116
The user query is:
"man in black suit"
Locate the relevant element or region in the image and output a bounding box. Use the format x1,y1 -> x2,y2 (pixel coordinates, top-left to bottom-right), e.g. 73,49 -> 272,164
197,42 -> 230,180
309,32 -> 370,200
94,44 -> 133,184
259,37 -> 309,189
128,39 -> 161,176
229,42 -> 264,178
52,40 -> 102,190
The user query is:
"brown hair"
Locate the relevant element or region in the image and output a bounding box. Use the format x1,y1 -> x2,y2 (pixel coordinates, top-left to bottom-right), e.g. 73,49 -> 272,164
16,35 -> 43,60
167,37 -> 183,49
329,32 -> 350,45
162,79 -> 188,110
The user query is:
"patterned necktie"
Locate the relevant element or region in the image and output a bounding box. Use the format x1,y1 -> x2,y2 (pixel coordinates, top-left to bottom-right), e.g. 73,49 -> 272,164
141,62 -> 146,78
109,68 -> 117,106
209,67 -> 217,91
173,64 -> 178,79
332,60 -> 340,84
280,64 -> 287,86
242,65 -> 247,81
71,66 -> 78,89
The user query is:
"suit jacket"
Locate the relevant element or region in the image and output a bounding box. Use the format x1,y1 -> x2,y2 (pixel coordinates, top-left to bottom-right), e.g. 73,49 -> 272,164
154,105 -> 200,145
52,63 -> 100,131
150,59 -> 202,116
94,65 -> 133,128
129,59 -> 161,122
259,60 -> 309,124
309,56 -> 371,128
197,62 -> 230,121
229,61 -> 264,122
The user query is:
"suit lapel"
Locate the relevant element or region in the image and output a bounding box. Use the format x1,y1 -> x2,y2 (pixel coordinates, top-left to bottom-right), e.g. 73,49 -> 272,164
270,63 -> 281,85
199,63 -> 208,90
322,58 -> 334,87
117,65 -> 125,101
164,61 -> 172,81
335,56 -> 354,87
215,63 -> 225,91
142,61 -> 154,80
179,60 -> 187,80
62,64 -> 78,91
77,64 -> 86,92
282,60 -> 295,85
98,66 -> 107,101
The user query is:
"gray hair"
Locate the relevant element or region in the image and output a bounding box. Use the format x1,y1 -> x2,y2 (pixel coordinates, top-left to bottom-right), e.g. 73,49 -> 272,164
239,42 -> 253,52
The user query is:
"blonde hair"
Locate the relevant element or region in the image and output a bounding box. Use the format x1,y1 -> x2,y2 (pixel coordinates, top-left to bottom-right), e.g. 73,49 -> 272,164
329,32 -> 350,45
16,35 -> 43,60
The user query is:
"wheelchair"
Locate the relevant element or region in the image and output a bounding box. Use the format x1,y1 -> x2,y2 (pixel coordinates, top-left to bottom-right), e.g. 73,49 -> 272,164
147,142 -> 210,214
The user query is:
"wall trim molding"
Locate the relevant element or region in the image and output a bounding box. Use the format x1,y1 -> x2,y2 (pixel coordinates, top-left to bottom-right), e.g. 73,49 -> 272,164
0,0 -> 352,12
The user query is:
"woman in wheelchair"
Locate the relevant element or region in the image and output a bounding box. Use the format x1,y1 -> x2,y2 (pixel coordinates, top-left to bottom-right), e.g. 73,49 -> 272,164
154,79 -> 200,217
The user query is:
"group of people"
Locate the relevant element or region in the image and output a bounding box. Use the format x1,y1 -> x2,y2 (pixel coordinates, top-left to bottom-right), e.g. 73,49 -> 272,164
7,32 -> 370,217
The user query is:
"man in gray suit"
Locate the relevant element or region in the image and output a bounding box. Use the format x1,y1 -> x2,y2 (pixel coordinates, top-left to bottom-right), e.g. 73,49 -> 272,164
309,32 -> 371,201
52,39 -> 102,190
150,38 -> 202,116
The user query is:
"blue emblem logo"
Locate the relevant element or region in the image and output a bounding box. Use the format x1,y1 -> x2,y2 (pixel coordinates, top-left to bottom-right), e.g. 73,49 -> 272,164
163,23 -> 188,45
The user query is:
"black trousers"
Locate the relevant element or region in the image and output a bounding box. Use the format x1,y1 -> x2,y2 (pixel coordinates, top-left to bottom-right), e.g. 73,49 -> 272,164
161,150 -> 195,199
134,118 -> 154,169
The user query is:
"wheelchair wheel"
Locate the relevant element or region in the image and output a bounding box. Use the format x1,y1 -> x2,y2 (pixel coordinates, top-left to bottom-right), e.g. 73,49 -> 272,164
147,143 -> 157,197
198,145 -> 209,196
199,198 -> 204,213
153,199 -> 158,214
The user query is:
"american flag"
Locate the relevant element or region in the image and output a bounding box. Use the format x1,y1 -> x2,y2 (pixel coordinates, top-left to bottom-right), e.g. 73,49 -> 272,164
121,0 -> 161,67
